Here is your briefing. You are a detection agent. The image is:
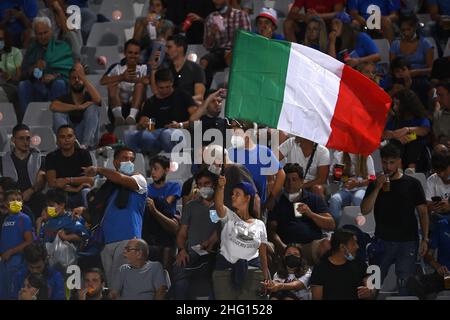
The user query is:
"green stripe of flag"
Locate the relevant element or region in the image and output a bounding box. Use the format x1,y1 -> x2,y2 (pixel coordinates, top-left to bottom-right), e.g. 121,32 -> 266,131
225,31 -> 292,128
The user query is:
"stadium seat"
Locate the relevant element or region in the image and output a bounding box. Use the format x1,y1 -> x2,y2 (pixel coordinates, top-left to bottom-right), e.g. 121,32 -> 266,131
29,127 -> 57,154
84,45 -> 122,72
437,290 -> 450,297
98,0 -> 139,21
135,152 -> 146,176
385,296 -> 419,300
186,45 -> 209,63
405,172 -> 428,195
339,206 -> 376,236
114,125 -> 136,143
273,0 -> 291,17
371,148 -> 382,174
0,127 -> 10,153
0,102 -> 17,133
23,102 -> 52,128
436,296 -> 450,300
87,21 -> 135,47
425,37 -> 440,61
444,38 -> 450,57
211,68 -> 229,89
373,39 -> 390,66
380,264 -> 398,293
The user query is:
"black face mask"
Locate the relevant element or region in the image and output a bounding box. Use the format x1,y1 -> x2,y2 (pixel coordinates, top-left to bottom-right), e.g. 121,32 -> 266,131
285,255 -> 302,269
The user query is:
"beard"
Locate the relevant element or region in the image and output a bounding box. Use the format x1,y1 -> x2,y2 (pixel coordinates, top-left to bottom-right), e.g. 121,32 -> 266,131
71,84 -> 85,93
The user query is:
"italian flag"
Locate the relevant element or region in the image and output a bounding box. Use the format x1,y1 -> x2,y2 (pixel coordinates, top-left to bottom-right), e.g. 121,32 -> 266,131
225,31 -> 392,156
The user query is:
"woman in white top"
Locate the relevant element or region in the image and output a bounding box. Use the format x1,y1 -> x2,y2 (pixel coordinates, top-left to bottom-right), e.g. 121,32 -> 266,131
213,175 -> 270,300
329,151 -> 375,223
264,244 -> 312,300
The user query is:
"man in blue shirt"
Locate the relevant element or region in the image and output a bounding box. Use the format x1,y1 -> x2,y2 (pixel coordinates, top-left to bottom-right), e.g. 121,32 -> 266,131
268,163 -> 335,256
0,0 -> 37,48
10,242 -> 65,299
0,190 -> 33,299
82,147 -> 147,289
348,0 -> 400,43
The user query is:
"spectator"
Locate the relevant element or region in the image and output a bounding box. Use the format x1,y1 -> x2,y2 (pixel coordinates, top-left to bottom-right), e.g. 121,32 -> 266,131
100,39 -> 147,126
428,0 -> 450,57
149,34 -> 205,104
143,155 -> 181,270
268,163 -> 335,256
18,273 -> 49,300
263,244 -> 312,300
45,125 -> 94,208
0,26 -> 22,119
0,0 -> 36,49
0,124 -> 46,217
301,237 -> 332,267
390,14 -> 434,78
433,80 -> 450,148
36,189 -> 88,247
124,68 -> 197,154
201,0 -> 251,89
426,152 -> 450,219
279,137 -> 330,198
229,120 -> 285,214
213,175 -> 270,300
382,89 -> 431,173
328,12 -> 381,68
254,7 -> 284,40
348,0 -> 400,43
430,56 -> 450,84
10,242 -> 65,300
75,268 -> 111,300
50,63 -> 102,149
82,147 -> 147,288
284,0 -> 344,43
0,190 -> 34,299
361,142 -> 429,295
310,228 -> 376,300
329,152 -> 375,223
111,239 -> 167,300
355,61 -> 380,84
19,16 -> 73,116
38,0 -> 83,61
303,16 -> 328,53
172,168 -> 218,300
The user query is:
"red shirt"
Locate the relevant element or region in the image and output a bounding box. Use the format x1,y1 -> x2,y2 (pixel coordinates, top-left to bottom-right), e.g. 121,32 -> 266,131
293,0 -> 344,13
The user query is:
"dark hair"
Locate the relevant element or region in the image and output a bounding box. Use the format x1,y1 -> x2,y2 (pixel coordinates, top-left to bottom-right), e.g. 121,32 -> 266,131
124,38 -> 141,51
5,189 -> 22,199
283,163 -> 304,179
431,152 -> 450,172
399,14 -> 419,31
394,89 -> 428,120
330,229 -> 356,253
24,242 -> 48,264
84,268 -> 106,284
56,124 -> 75,135
390,57 -> 411,72
277,243 -> 309,279
0,177 -> 19,192
45,188 -> 67,206
335,22 -> 358,53
149,154 -> 170,169
155,68 -> 174,83
437,80 -> 450,93
26,273 -> 49,300
113,146 -> 135,160
0,25 -> 12,53
194,168 -> 218,185
168,34 -> 188,55
380,142 -> 402,159
12,124 -> 31,137
150,0 -> 167,8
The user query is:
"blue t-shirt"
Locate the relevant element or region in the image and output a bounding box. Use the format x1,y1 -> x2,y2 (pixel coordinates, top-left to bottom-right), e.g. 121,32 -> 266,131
427,0 -> 450,15
103,189 -> 147,244
147,181 -> 181,217
0,0 -> 38,35
390,37 -> 433,70
430,218 -> 450,269
65,0 -> 88,8
0,213 -> 32,254
354,32 -> 379,58
40,212 -> 89,244
229,144 -> 281,204
385,117 -> 431,144
10,265 -> 65,300
348,0 -> 400,19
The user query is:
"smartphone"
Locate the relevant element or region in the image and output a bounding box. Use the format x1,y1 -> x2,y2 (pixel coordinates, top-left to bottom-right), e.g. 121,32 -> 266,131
431,196 -> 442,203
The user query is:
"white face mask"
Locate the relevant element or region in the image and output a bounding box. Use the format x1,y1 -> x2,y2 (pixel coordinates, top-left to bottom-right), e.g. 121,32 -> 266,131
230,135 -> 245,149
199,187 -> 214,199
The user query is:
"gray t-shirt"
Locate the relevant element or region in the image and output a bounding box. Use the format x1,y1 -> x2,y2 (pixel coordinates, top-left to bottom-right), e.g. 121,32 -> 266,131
113,261 -> 166,300
181,199 -> 217,250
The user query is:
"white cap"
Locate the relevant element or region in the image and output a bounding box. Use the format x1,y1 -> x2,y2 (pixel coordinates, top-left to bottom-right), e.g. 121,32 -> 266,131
257,7 -> 278,27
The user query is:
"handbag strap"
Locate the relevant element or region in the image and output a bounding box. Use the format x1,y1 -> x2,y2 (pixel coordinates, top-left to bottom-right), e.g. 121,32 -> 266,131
304,143 -> 318,178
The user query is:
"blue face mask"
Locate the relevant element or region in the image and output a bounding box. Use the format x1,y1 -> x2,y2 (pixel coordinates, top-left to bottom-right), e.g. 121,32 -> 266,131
33,67 -> 43,79
0,41 -> 4,51
209,209 -> 219,223
119,161 -> 135,175
344,246 -> 355,261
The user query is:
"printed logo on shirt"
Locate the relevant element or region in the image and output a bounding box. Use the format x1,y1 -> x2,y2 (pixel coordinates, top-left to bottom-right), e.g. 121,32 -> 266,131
2,221 -> 15,227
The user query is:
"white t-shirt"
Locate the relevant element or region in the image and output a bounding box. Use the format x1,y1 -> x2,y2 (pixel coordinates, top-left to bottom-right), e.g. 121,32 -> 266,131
273,269 -> 312,300
279,138 -> 330,182
105,62 -> 148,103
330,151 -> 375,191
426,173 -> 450,201
132,174 -> 148,194
219,206 -> 268,264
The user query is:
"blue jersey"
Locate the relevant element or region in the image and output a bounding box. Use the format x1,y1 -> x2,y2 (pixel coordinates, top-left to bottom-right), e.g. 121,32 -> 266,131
40,212 -> 88,243
0,213 -> 32,255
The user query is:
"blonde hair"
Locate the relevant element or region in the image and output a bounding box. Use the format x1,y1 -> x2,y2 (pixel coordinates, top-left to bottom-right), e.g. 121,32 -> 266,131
304,17 -> 328,53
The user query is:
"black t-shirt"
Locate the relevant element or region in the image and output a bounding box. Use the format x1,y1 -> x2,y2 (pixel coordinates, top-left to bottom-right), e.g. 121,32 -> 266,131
0,153 -> 45,191
170,60 -> 205,96
45,148 -> 92,178
57,92 -> 93,124
268,191 -> 329,244
363,174 -> 426,242
140,90 -> 195,128
310,256 -> 368,300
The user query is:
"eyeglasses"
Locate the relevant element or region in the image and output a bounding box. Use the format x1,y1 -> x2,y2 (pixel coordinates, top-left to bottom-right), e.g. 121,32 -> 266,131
124,247 -> 140,252
14,136 -> 31,141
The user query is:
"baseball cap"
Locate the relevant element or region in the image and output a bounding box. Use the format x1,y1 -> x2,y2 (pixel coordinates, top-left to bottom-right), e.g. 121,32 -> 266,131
257,7 -> 278,27
233,182 -> 256,197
